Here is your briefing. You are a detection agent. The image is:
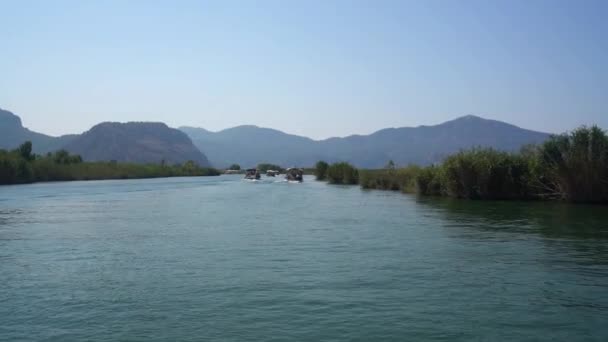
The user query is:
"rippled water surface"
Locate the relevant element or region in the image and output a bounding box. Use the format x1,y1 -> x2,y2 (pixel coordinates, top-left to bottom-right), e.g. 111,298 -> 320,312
1,175 -> 608,341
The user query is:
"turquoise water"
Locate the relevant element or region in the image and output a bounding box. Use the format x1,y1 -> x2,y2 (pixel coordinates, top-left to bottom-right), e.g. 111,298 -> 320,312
1,175 -> 608,341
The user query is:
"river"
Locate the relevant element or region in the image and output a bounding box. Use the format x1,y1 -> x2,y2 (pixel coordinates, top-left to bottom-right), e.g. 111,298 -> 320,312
1,175 -> 607,341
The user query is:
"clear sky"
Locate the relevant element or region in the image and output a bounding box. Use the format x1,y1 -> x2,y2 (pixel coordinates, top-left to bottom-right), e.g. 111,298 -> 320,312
1,0 -> 607,139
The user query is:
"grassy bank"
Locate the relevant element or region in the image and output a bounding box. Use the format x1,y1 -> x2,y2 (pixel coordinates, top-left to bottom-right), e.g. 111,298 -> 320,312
359,166 -> 421,193
0,142 -> 220,185
316,126 -> 608,204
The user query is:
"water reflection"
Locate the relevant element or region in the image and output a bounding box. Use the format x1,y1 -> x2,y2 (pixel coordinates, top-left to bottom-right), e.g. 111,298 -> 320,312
417,196 -> 608,266
416,197 -> 608,239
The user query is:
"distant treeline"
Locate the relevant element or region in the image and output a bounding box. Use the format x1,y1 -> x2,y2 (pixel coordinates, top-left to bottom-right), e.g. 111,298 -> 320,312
0,142 -> 220,185
315,126 -> 608,204
257,163 -> 285,173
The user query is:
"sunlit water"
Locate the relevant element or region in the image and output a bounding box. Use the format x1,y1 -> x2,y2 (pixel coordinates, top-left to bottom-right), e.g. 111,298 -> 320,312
1,175 -> 608,341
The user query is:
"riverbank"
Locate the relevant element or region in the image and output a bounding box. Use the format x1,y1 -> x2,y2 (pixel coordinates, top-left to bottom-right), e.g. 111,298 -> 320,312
316,125 -> 608,204
0,142 -> 220,185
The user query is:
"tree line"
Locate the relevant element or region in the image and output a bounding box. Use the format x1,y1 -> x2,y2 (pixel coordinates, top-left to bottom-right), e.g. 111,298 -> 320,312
315,126 -> 608,204
0,142 -> 220,185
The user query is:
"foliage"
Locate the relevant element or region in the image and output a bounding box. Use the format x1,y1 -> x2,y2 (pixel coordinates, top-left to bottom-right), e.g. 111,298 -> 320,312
327,162 -> 359,185
314,160 -> 329,180
359,166 -> 420,192
361,149 -> 536,199
438,148 -> 534,199
19,141 -> 33,161
228,164 -> 241,170
51,149 -> 83,164
536,126 -> 608,203
415,166 -> 442,196
0,141 -> 220,185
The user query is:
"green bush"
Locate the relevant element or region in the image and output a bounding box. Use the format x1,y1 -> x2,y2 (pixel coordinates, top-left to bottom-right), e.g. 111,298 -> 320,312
440,148 -> 534,199
0,141 -> 220,185
314,161 -> 329,180
327,162 -> 359,184
537,126 -> 608,202
416,166 -> 442,196
359,166 -> 420,192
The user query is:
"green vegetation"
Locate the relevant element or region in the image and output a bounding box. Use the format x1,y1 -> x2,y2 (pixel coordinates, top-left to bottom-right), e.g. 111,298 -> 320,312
360,166 -> 420,192
0,142 -> 220,185
257,163 -> 284,173
415,166 -> 441,196
317,126 -> 608,204
228,164 -> 241,170
535,126 -> 608,202
436,149 -> 534,200
326,162 -> 359,184
314,161 -> 329,180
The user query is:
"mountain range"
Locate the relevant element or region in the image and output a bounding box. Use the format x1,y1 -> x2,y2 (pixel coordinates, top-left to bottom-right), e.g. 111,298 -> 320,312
1,107 -> 551,168
181,115 -> 550,168
0,108 -> 210,166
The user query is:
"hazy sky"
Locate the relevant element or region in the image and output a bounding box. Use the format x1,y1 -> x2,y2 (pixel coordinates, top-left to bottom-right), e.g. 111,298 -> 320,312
1,0 -> 607,139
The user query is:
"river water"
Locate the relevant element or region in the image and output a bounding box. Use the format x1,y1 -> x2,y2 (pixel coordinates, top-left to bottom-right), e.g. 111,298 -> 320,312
1,175 -> 607,341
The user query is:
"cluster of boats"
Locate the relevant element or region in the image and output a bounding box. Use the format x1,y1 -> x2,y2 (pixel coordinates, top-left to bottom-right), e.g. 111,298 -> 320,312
244,168 -> 303,182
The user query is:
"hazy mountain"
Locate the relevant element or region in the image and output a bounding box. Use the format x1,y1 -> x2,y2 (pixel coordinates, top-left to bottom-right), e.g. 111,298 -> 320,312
318,115 -> 551,167
0,108 -> 77,153
180,125 -> 321,168
64,122 -> 211,166
1,108 -> 211,166
2,107 -> 549,169
182,115 -> 550,168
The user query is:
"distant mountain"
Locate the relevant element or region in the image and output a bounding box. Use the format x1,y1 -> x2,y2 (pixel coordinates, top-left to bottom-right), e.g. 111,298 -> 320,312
180,125 -> 320,168
182,115 -> 550,168
2,107 -> 550,169
1,108 -> 211,166
64,122 -> 211,166
0,108 -> 77,153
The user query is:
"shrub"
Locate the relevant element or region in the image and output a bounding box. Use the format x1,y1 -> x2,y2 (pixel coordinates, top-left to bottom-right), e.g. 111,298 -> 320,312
537,126 -> 608,203
440,148 -> 534,199
314,161 -> 329,180
359,166 -> 420,192
327,162 -> 359,184
416,166 -> 442,196
0,141 -> 220,185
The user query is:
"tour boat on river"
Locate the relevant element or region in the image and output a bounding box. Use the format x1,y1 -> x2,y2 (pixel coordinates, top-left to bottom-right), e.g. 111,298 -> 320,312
285,168 -> 303,182
244,168 -> 261,180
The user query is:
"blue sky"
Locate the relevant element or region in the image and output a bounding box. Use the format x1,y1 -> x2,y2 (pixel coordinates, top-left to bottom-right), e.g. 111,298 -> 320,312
1,0 -> 606,139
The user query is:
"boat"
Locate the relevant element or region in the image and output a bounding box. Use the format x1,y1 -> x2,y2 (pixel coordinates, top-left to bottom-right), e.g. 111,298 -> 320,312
244,168 -> 261,180
266,170 -> 280,177
285,168 -> 303,182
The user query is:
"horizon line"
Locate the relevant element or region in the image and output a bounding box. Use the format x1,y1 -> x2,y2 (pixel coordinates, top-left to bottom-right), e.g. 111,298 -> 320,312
1,107 -> 557,141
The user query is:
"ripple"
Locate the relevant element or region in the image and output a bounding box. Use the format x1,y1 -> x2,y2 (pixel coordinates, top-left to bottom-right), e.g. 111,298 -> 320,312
1,177 -> 608,341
